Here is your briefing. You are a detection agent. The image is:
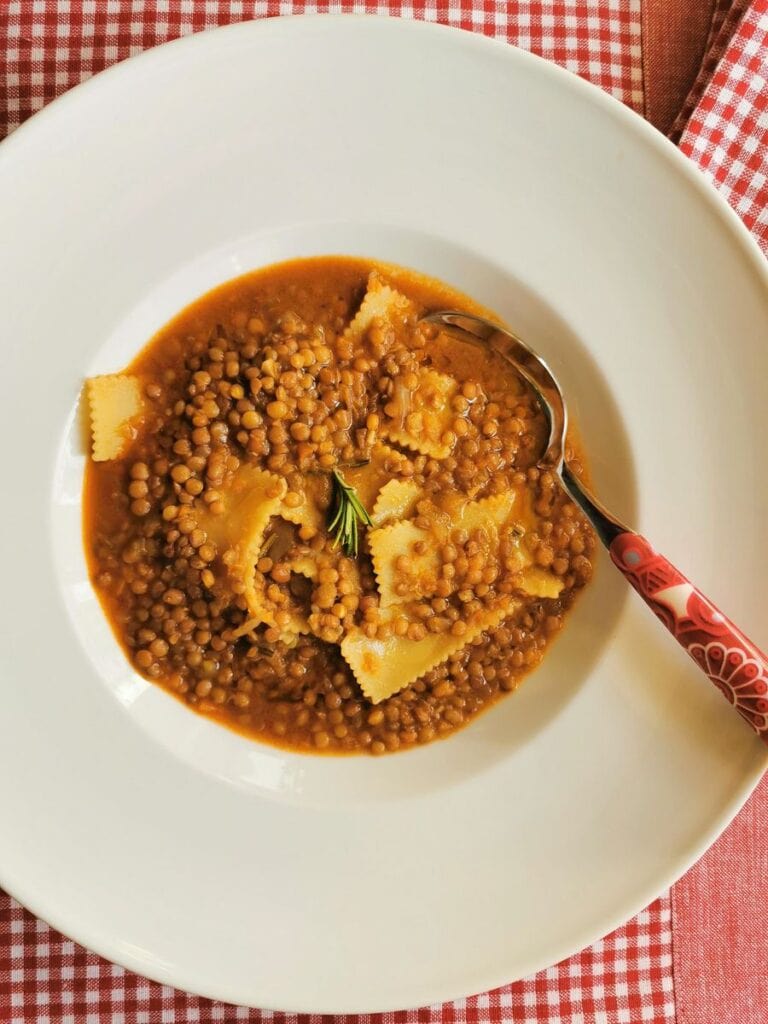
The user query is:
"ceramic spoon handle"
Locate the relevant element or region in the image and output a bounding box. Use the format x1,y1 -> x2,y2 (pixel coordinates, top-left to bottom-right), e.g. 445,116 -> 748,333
609,532 -> 768,744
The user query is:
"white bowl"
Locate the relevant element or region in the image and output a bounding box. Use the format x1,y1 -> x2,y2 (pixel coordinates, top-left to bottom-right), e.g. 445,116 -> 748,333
0,15 -> 767,1012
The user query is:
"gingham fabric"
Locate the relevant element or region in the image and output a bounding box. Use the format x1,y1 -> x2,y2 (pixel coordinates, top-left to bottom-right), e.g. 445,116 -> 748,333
668,0 -> 753,140
0,0 -> 644,140
678,0 -> 768,251
0,1 -> 766,1022
0,893 -> 673,1023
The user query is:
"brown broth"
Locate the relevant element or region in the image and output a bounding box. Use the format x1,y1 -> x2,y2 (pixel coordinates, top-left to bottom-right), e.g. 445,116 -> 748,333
83,257 -> 595,755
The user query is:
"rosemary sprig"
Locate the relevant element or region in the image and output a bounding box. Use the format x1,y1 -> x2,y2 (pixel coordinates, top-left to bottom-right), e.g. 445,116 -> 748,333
328,468 -> 372,558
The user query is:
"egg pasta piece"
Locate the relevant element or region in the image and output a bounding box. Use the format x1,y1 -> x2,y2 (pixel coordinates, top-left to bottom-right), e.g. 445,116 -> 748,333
288,553 -> 319,580
194,466 -> 287,628
197,465 -> 286,557
370,520 -> 430,607
86,374 -> 144,461
279,444 -> 411,547
514,566 -> 564,599
250,546 -> 329,637
341,598 -> 519,703
379,367 -> 458,460
457,489 -> 518,533
369,479 -> 422,527
232,549 -> 323,641
341,272 -> 415,349
369,490 -> 518,607
247,571 -> 313,637
279,491 -> 325,538
342,443 -> 414,512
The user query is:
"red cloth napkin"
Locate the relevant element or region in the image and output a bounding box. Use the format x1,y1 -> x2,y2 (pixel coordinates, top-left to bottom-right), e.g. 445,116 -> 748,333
668,8 -> 768,1022
1,2 -> 767,1022
673,777 -> 768,1024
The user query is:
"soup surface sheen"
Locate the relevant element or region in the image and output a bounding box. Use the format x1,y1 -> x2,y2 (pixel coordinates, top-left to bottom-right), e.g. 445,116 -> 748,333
84,257 -> 595,755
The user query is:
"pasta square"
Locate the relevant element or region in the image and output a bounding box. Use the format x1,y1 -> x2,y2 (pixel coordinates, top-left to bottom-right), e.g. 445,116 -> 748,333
279,489 -> 326,538
340,271 -> 415,349
515,567 -> 564,599
86,374 -> 144,461
370,478 -> 422,527
198,465 -> 286,558
341,599 -> 518,703
380,367 -> 458,460
194,466 -> 288,629
370,491 -> 518,607
344,444 -> 414,511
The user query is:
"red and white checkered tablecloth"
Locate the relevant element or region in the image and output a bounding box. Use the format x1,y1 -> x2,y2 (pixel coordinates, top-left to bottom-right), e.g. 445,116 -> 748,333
0,0 -> 645,139
679,0 -> 768,250
0,895 -> 673,1023
1,2 -> 767,1022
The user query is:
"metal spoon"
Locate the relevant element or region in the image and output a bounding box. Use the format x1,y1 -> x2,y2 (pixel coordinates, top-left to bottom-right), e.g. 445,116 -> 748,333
425,310 -> 768,744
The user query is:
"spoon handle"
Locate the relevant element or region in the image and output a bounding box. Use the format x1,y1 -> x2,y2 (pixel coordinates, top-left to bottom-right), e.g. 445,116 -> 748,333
609,532 -> 768,744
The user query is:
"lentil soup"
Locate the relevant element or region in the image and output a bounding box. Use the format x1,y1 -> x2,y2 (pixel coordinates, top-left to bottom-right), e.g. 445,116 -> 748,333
83,257 -> 595,755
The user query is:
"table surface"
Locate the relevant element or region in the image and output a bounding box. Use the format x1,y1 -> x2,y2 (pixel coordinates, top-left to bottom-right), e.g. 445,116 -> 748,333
2,3 -> 767,1023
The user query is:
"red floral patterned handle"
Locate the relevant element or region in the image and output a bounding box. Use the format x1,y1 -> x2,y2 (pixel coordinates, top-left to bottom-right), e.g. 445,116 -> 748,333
610,533 -> 768,744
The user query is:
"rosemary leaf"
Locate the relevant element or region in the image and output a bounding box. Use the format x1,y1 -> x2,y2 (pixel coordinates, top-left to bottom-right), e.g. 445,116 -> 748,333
328,468 -> 371,557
